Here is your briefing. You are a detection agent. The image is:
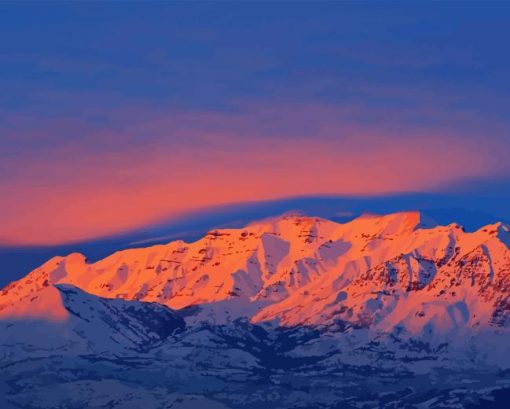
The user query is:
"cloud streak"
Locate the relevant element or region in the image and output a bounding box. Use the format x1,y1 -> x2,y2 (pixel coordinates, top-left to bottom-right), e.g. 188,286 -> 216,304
0,102 -> 506,245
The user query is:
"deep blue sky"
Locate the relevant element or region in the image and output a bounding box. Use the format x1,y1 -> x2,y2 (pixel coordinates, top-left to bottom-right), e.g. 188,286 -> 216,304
1,2 -> 510,283
2,2 -> 510,116
1,2 -> 510,119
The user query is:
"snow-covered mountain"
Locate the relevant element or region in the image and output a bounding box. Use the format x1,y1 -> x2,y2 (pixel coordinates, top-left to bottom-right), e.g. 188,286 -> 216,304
3,211 -> 510,331
2,211 -> 510,408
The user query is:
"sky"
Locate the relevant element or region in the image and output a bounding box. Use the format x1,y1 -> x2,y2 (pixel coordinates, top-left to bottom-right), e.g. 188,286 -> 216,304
1,2 -> 510,280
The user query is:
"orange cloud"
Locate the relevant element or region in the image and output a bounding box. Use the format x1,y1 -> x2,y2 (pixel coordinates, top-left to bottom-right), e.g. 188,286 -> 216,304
0,106 -> 506,245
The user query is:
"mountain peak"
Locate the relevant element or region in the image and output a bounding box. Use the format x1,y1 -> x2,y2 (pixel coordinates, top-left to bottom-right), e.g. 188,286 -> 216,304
353,210 -> 422,234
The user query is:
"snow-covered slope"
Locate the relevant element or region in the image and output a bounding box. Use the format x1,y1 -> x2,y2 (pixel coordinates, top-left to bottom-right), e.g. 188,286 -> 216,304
0,284 -> 184,359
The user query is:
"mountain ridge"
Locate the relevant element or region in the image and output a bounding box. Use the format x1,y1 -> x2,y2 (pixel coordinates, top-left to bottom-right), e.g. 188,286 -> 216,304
2,210 -> 510,334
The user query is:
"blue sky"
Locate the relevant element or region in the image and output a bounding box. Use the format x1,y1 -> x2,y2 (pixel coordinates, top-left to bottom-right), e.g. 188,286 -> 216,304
2,2 -> 510,115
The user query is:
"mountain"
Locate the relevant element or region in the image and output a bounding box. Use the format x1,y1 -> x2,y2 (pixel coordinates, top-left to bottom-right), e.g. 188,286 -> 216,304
2,211 -> 510,408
